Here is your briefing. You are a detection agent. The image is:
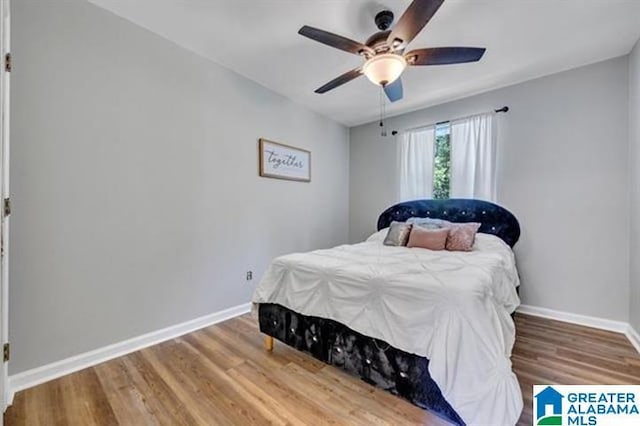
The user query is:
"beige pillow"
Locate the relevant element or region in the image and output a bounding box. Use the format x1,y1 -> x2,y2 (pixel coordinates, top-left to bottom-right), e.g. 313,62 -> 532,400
407,227 -> 449,251
383,221 -> 413,246
445,222 -> 481,251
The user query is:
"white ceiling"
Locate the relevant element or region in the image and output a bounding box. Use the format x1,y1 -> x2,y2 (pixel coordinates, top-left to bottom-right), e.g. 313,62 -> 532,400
89,0 -> 640,126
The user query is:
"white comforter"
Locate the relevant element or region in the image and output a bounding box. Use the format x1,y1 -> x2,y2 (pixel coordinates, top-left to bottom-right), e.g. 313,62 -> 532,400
252,231 -> 523,425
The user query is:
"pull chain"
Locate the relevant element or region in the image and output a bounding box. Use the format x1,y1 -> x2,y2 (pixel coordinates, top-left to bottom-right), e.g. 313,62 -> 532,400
379,86 -> 387,137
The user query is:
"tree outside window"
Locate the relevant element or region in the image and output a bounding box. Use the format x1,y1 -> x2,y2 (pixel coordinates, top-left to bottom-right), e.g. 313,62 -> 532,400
433,123 -> 451,199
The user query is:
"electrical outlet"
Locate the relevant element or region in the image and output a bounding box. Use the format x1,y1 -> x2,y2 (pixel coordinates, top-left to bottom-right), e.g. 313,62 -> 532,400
246,271 -> 253,281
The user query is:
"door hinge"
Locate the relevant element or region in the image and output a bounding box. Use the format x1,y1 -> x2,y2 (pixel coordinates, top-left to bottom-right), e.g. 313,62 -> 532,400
4,53 -> 10,72
3,198 -> 10,217
3,343 -> 9,362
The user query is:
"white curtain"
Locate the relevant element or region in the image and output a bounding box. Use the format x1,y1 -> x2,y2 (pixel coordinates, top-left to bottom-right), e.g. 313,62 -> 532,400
450,112 -> 497,201
398,126 -> 435,202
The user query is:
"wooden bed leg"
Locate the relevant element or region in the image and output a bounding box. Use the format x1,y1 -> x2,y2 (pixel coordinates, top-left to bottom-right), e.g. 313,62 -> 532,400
265,336 -> 274,352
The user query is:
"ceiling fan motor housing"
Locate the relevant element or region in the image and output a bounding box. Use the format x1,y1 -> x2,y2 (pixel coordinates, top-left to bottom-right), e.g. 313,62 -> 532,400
365,31 -> 391,52
374,10 -> 394,31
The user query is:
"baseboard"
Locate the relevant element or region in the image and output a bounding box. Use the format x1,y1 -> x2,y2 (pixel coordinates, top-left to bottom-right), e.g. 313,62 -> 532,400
626,324 -> 640,354
7,302 -> 251,404
517,304 -> 640,354
517,304 -> 628,333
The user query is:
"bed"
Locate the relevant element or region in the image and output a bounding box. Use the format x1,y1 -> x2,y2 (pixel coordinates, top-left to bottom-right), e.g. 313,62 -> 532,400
252,199 -> 523,425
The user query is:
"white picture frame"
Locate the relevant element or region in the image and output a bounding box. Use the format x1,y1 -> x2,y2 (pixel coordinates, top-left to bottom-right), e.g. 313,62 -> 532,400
259,138 -> 311,182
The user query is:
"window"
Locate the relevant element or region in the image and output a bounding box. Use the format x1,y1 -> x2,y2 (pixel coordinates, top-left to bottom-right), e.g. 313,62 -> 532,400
433,123 -> 451,199
399,112 -> 496,202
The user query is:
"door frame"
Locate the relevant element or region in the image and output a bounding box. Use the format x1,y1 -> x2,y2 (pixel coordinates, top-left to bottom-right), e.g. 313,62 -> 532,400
0,0 -> 10,412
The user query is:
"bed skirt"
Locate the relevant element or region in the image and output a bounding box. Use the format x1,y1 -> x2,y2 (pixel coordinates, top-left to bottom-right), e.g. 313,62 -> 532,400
258,303 -> 465,426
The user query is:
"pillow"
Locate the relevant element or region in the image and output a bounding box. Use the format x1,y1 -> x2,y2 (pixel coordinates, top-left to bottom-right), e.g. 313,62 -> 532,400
383,221 -> 413,246
366,228 -> 388,243
406,217 -> 450,230
445,222 -> 482,251
406,227 -> 449,251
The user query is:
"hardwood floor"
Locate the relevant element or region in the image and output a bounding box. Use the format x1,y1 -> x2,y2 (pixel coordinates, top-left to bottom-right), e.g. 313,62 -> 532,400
513,314 -> 640,425
5,313 -> 640,426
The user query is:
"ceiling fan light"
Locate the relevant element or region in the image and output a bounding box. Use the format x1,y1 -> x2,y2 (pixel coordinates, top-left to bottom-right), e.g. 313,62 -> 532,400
362,53 -> 407,86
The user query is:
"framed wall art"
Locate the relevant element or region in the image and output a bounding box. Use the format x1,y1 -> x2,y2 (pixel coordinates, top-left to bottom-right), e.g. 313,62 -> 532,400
258,138 -> 311,182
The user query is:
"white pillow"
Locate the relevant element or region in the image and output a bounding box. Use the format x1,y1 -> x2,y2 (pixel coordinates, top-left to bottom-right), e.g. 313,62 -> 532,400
365,228 -> 388,242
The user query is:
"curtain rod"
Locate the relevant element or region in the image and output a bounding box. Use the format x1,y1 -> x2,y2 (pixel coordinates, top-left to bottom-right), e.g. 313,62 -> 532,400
390,106 -> 509,136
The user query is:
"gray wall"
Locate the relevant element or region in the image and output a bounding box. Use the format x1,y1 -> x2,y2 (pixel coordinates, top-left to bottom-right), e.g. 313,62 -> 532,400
630,39 -> 640,332
10,0 -> 349,374
350,57 -> 630,322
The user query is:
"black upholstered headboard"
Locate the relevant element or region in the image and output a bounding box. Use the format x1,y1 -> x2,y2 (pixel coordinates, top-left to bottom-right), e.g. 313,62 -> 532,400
377,199 -> 521,247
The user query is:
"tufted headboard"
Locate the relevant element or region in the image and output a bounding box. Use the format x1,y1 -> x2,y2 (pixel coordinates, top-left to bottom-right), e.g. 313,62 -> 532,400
377,199 -> 521,247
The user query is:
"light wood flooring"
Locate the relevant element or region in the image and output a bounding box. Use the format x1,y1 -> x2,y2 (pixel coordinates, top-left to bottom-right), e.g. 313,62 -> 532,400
5,313 -> 640,426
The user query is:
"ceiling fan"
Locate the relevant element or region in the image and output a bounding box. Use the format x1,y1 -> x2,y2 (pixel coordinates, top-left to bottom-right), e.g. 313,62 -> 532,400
298,0 -> 486,103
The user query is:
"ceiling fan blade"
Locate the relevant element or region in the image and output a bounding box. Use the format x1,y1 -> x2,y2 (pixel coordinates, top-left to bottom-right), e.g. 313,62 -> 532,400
406,47 -> 486,65
387,0 -> 444,49
299,26 -> 374,56
315,68 -> 363,94
384,78 -> 403,102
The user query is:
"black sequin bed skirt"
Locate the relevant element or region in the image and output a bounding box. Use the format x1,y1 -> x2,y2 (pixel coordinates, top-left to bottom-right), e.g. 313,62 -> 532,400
258,303 -> 464,426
